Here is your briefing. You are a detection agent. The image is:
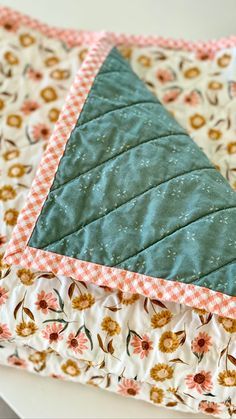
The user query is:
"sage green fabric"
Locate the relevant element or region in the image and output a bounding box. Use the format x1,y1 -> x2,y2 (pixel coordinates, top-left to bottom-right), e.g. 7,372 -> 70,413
29,47 -> 236,296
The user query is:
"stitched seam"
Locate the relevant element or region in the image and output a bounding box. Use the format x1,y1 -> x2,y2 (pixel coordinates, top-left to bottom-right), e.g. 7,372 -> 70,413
97,70 -> 132,76
76,100 -> 161,128
195,257 -> 236,282
41,166 -> 215,249
51,132 -> 188,192
114,206 -> 236,266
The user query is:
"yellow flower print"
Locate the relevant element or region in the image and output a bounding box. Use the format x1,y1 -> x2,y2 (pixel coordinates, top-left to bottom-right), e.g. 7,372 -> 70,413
79,49 -> 88,62
150,386 -> 164,404
218,316 -> 236,333
189,114 -> 206,129
0,98 -> 5,111
118,46 -> 132,59
72,293 -> 95,310
159,331 -> 179,353
0,185 -> 16,201
29,351 -> 46,364
208,81 -> 223,90
61,359 -> 80,377
193,308 -> 208,315
44,56 -> 60,67
168,387 -> 178,395
16,322 -> 38,337
48,108 -> 60,123
151,310 -> 172,328
233,181 -> 236,191
87,379 -> 99,387
19,33 -> 36,47
101,316 -> 121,336
208,129 -> 222,140
150,363 -> 174,382
6,114 -> 22,128
218,370 -> 236,386
217,53 -> 231,68
4,51 -> 19,65
17,269 -> 35,286
40,87 -> 58,103
4,209 -> 19,226
8,163 -> 26,178
50,69 -> 69,80
117,291 -> 139,305
3,149 -> 20,161
227,142 -> 236,154
0,253 -> 9,270
137,55 -> 152,67
184,67 -> 201,79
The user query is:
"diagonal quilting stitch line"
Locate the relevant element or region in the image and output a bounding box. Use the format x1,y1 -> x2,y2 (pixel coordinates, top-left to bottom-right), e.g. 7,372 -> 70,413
51,132 -> 189,193
75,100 -> 164,129
192,257 -> 236,284
114,206 -> 236,267
40,166 -> 215,250
96,70 -> 133,76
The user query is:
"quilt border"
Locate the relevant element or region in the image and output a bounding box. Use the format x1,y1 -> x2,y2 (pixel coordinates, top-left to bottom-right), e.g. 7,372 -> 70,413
2,5 -> 236,52
3,33 -> 236,319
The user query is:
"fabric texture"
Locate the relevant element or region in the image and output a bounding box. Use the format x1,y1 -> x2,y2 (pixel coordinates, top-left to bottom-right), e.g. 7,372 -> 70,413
27,47 -> 236,299
0,6 -> 236,419
5,38 -> 236,318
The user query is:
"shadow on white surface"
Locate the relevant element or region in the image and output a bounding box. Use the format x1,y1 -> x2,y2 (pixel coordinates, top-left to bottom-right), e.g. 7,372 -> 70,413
0,398 -> 18,419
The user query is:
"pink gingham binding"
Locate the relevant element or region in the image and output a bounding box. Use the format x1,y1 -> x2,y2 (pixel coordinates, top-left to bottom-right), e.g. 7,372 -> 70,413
2,8 -> 236,319
2,4 -> 236,52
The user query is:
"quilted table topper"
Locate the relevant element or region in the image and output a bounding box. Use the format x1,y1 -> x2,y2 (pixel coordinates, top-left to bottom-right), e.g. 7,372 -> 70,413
4,35 -> 236,318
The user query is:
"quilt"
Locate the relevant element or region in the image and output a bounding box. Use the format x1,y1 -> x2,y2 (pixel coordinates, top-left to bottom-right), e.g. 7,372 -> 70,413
0,6 -> 236,418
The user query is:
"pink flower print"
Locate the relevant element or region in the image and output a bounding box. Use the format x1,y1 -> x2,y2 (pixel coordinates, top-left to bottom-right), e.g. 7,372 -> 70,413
184,90 -> 201,106
118,378 -> 140,397
67,332 -> 88,354
199,400 -> 221,416
131,334 -> 153,359
0,323 -> 11,340
162,88 -> 181,104
191,332 -> 212,354
8,355 -> 27,368
185,370 -> 213,393
196,50 -> 215,60
156,68 -> 174,84
0,17 -> 19,32
27,68 -> 43,81
20,100 -> 40,115
35,290 -> 58,314
42,323 -> 64,344
31,123 -> 51,142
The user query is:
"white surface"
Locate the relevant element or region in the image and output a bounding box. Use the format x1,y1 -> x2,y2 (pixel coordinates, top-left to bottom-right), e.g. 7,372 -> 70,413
0,366 -> 206,419
0,0 -> 235,418
0,0 -> 236,39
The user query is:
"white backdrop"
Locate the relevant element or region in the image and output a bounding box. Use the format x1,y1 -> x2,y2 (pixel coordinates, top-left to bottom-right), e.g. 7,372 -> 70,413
0,0 -> 236,39
0,0 -> 235,418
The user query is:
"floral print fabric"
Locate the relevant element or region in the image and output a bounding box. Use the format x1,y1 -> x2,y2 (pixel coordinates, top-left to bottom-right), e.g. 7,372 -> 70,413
0,19 -> 236,419
127,45 -> 236,190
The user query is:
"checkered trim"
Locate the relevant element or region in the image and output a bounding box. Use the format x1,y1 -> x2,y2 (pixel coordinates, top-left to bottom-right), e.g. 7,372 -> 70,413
8,246 -> 236,319
4,34 -> 113,262
2,15 -> 236,319
2,5 -> 236,52
0,5 -> 98,46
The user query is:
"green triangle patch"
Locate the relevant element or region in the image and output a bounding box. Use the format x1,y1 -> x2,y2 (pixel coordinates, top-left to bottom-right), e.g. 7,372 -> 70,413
28,48 -> 236,296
